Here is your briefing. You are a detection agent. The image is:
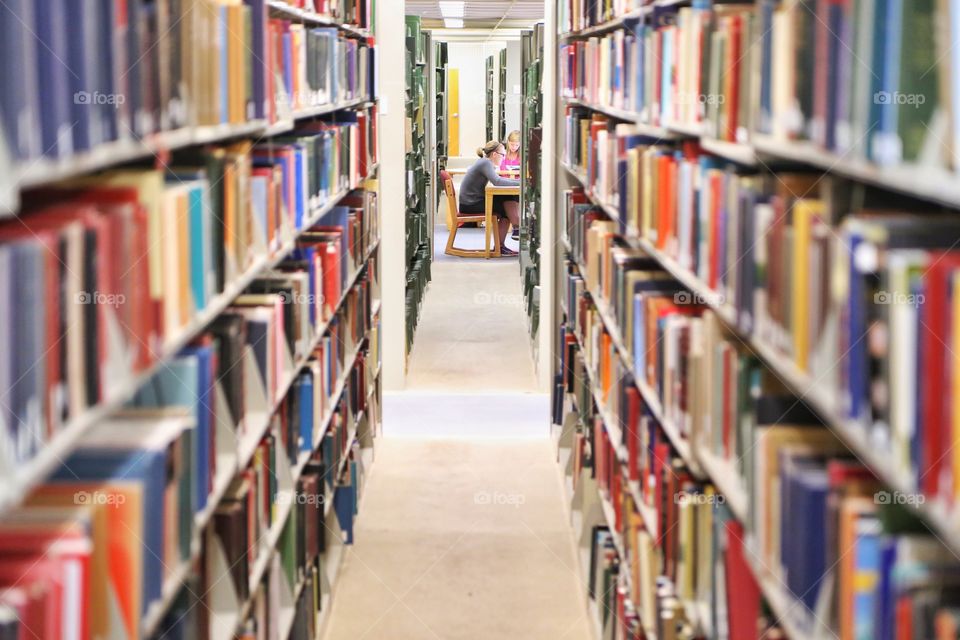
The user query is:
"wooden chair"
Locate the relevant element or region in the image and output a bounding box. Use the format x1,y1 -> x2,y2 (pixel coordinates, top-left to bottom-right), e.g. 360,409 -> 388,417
440,170 -> 497,258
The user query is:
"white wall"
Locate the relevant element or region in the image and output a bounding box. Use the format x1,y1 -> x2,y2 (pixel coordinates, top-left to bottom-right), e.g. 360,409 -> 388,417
447,41 -> 506,158
504,40 -> 523,136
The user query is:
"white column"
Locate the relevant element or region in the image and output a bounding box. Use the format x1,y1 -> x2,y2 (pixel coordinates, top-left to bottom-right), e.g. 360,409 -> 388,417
539,1 -> 557,393
379,0 -> 407,391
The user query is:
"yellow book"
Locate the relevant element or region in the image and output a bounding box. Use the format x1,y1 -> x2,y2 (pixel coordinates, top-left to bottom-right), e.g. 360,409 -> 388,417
176,189 -> 191,326
641,148 -> 654,240
626,147 -> 640,235
790,198 -> 824,371
226,0 -> 244,123
161,189 -> 183,334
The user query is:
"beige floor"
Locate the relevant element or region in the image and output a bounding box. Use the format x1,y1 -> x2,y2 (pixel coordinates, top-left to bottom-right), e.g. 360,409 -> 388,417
321,227 -> 592,640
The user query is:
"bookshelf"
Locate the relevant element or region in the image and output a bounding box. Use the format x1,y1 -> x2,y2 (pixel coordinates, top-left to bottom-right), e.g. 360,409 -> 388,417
552,0 -> 960,638
485,56 -> 495,143
404,16 -> 432,359
435,41 -> 449,209
520,25 -> 545,363
497,48 -> 508,142
0,2 -> 382,638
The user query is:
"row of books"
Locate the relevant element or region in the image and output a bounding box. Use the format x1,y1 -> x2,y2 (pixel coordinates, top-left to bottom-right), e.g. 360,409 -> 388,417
0,115 -> 377,476
562,125 -> 960,506
558,0 -> 958,173
521,24 -> 545,350
0,0 -> 377,166
562,291 -> 960,640
404,16 -> 431,357
754,0 -> 951,169
0,274 -> 376,639
270,22 -> 376,123
559,0 -> 645,34
559,2 -> 755,144
282,0 -> 374,30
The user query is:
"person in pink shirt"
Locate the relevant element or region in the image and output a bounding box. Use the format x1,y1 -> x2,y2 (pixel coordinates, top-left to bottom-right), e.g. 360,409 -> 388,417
500,130 -> 522,171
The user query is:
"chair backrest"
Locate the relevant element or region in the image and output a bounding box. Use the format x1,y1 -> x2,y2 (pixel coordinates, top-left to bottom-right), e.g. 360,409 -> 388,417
439,170 -> 458,231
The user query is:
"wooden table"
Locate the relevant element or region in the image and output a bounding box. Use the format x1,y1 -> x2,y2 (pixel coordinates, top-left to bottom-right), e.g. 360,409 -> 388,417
484,184 -> 520,258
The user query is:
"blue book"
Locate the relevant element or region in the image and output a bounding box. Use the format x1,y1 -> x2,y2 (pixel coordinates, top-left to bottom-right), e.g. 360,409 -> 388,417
188,184 -> 208,311
868,0 -> 896,162
0,0 -> 38,160
334,475 -> 356,544
65,0 -> 97,151
131,354 -> 206,515
52,416 -> 189,612
875,538 -> 898,640
35,0 -> 71,157
846,232 -> 867,422
177,346 -> 215,512
244,0 -> 267,119
297,371 -> 314,452
852,515 -> 881,639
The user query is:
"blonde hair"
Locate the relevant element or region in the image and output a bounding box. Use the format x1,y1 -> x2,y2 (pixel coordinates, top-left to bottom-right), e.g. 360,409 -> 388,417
506,130 -> 521,144
477,140 -> 503,158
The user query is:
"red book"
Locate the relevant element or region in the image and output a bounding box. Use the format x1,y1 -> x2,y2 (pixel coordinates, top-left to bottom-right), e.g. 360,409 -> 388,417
724,15 -> 743,141
708,171 -> 723,289
895,595 -> 912,640
652,441 -> 670,544
321,240 -> 342,318
724,519 -> 761,640
920,253 -> 960,498
625,387 -> 641,482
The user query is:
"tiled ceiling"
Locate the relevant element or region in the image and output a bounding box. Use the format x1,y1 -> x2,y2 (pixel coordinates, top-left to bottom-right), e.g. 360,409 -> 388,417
406,0 -> 545,28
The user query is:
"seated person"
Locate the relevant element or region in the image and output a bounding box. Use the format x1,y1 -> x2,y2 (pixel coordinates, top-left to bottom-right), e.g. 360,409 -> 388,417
500,130 -> 522,172
459,140 -> 520,256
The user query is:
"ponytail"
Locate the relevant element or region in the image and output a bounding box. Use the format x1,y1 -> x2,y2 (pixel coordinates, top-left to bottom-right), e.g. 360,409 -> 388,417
477,140 -> 502,158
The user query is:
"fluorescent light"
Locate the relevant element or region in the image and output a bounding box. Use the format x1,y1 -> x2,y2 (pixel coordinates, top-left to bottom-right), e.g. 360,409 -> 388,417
439,1 -> 465,17
443,17 -> 464,28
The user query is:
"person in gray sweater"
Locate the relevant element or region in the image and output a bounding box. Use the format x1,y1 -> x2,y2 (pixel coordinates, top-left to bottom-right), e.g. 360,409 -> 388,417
458,140 -> 521,256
